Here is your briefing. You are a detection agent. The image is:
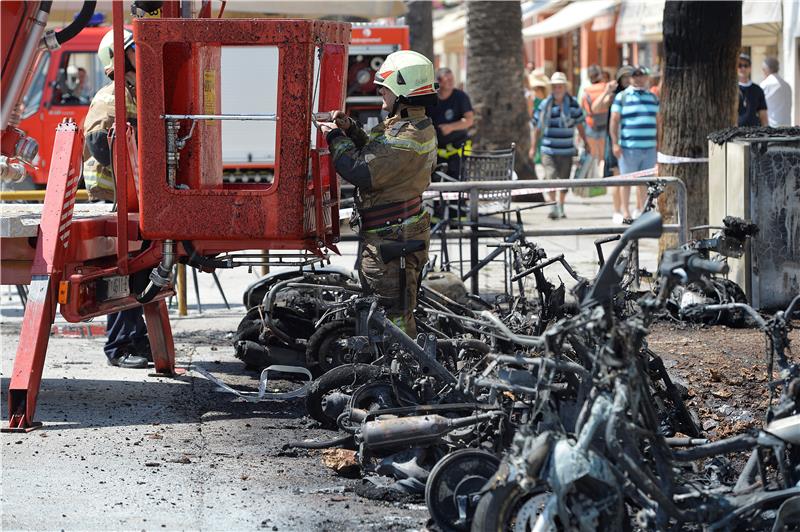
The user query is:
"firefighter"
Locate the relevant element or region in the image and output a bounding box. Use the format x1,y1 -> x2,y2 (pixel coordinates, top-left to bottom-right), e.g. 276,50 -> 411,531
83,28 -> 150,369
321,50 -> 438,337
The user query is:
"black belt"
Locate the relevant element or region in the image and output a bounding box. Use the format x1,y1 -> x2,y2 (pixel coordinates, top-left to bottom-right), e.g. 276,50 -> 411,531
359,196 -> 422,230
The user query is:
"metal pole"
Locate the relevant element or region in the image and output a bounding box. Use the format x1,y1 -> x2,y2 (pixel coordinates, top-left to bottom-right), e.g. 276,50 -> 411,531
191,267 -> 202,313
469,187 -> 479,295
177,264 -> 187,316
211,271 -> 230,310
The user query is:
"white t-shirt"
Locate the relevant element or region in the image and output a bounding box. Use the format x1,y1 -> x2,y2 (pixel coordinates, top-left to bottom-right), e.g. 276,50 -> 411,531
760,73 -> 792,126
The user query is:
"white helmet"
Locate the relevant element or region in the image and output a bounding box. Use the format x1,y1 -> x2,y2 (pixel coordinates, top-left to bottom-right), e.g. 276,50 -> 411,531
98,28 -> 135,76
374,50 -> 438,99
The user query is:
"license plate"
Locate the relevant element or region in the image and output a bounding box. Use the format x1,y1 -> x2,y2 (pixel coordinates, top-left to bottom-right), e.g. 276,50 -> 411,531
98,275 -> 130,301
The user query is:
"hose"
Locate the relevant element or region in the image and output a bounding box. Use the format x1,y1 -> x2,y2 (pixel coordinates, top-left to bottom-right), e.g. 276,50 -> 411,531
52,1 -> 96,46
136,240 -> 175,303
181,240 -> 229,270
289,434 -> 354,449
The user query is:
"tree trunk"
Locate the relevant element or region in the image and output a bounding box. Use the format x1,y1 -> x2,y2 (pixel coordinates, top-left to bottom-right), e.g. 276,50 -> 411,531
659,1 -> 741,250
406,1 -> 433,61
466,0 -> 538,187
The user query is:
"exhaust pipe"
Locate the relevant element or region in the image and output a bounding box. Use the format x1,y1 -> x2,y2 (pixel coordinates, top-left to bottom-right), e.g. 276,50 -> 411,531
360,412 -> 500,449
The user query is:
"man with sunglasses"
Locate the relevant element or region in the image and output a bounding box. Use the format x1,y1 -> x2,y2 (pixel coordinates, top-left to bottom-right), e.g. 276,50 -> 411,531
737,53 -> 768,127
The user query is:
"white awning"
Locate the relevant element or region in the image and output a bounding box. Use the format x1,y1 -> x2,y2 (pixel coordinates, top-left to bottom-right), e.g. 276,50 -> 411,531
617,0 -> 783,44
615,0 -> 665,44
742,0 -> 782,45
521,0 -> 567,21
522,0 -> 619,40
433,8 -> 467,41
742,0 -> 782,25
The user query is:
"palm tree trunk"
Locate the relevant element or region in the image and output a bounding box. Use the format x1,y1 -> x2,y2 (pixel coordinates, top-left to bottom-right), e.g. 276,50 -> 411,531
658,1 -> 741,250
406,1 -> 433,61
466,0 -> 537,185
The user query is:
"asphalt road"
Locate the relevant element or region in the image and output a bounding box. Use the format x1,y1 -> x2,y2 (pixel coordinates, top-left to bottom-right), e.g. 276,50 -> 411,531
0,312 -> 428,531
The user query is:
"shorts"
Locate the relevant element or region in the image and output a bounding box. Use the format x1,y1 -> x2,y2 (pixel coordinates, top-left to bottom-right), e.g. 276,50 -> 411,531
585,124 -> 607,139
541,153 -> 573,191
618,147 -> 657,176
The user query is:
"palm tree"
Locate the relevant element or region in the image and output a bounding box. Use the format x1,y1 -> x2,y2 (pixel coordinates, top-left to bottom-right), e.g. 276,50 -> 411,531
465,0 -> 535,183
659,1 -> 742,249
406,1 -> 434,60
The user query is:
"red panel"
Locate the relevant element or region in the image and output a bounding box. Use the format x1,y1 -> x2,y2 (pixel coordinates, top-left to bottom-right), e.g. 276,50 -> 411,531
133,19 -> 348,243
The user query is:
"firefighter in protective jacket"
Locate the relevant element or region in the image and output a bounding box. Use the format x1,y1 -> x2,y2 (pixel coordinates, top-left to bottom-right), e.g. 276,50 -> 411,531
83,28 -> 150,369
83,28 -> 137,202
322,51 -> 438,336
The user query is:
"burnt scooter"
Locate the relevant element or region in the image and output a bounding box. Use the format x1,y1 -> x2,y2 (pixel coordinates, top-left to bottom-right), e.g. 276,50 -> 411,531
669,215 -> 759,326
472,217 -> 799,530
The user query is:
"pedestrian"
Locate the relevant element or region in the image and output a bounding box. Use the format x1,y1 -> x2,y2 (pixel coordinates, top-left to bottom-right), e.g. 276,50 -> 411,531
590,66 -> 633,224
737,53 -> 768,127
581,64 -> 609,176
83,28 -> 151,369
531,71 -> 589,220
528,72 -> 550,166
430,67 -> 474,179
321,51 -> 437,337
760,57 -> 792,126
609,65 -> 660,221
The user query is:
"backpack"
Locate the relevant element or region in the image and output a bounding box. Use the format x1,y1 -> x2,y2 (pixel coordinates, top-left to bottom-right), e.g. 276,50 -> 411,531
582,84 -> 609,130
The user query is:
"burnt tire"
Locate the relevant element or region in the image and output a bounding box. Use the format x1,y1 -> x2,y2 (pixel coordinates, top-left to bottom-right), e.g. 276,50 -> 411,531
471,481 -> 553,532
305,364 -> 386,429
234,306 -> 265,344
305,319 -> 360,375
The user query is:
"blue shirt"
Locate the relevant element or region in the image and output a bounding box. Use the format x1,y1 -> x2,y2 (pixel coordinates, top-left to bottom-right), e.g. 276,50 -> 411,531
533,94 -> 585,156
611,86 -> 659,149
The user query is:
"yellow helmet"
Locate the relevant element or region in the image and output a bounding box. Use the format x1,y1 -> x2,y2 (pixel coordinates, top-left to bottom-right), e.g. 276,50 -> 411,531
98,28 -> 135,75
374,50 -> 437,99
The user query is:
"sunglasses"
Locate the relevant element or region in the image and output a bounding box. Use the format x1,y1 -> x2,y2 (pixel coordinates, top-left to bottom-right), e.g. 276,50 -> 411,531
738,63 -> 750,68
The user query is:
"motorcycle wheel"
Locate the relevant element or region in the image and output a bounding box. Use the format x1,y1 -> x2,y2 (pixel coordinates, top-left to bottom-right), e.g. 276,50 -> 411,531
306,319 -> 362,375
425,449 -> 501,532
471,481 -> 554,532
305,364 -> 386,429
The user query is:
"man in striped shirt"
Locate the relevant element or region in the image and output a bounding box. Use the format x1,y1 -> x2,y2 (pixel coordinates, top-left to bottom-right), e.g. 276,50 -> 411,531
610,66 -> 661,221
532,72 -> 589,219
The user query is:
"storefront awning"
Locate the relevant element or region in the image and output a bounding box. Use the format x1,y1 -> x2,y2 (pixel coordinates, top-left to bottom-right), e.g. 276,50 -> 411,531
521,0 -> 568,21
742,0 -> 782,45
522,0 -> 619,40
615,0 -> 665,44
617,0 -> 783,44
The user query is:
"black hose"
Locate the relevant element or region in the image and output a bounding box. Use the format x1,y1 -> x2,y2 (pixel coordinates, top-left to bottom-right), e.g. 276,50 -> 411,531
39,2 -> 53,14
53,1 -> 96,45
135,259 -> 172,304
289,434 -> 354,449
181,240 -> 228,269
136,283 -> 160,304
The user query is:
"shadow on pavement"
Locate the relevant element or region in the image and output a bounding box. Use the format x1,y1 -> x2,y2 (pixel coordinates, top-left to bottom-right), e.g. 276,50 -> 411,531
0,374 -> 306,430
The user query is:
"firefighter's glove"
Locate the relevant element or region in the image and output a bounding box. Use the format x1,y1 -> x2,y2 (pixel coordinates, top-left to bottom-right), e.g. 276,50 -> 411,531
332,110 -> 356,133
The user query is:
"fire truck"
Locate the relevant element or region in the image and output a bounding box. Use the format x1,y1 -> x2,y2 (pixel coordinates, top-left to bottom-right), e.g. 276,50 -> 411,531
15,21 -> 409,186
0,0 -> 347,431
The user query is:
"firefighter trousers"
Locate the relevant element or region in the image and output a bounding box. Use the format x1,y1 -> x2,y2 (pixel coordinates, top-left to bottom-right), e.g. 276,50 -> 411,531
358,212 -> 430,338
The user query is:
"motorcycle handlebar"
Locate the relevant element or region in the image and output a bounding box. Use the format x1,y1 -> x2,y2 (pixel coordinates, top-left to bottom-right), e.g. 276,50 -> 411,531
480,311 -> 545,348
687,255 -> 729,276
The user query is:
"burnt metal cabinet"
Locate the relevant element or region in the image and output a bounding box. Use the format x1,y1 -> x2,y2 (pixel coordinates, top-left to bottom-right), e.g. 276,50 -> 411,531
708,136 -> 800,310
